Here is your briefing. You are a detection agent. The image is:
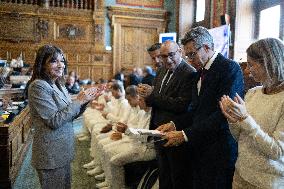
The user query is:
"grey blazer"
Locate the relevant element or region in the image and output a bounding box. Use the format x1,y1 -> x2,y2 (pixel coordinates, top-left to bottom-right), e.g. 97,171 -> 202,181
28,79 -> 82,169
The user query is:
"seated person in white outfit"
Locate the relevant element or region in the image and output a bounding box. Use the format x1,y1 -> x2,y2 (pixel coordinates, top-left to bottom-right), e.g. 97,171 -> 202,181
97,97 -> 155,189
77,82 -> 113,141
84,80 -> 130,176
98,85 -> 141,146
92,85 -> 141,186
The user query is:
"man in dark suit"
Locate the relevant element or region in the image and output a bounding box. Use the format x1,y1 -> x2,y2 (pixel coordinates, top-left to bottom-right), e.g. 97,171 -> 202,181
159,26 -> 244,189
138,40 -> 196,188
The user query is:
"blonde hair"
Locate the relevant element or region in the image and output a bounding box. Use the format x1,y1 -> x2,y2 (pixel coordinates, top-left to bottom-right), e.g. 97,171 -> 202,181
246,38 -> 284,87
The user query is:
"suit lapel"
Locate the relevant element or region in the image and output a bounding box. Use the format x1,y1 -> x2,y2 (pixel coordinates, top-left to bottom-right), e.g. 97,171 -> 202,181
60,85 -> 72,103
155,68 -> 167,93
52,84 -> 69,105
191,73 -> 200,108
198,59 -> 217,97
163,61 -> 185,94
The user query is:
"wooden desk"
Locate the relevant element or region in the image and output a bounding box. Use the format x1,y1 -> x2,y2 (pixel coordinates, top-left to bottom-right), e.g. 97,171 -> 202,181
0,107 -> 32,188
0,88 -> 25,100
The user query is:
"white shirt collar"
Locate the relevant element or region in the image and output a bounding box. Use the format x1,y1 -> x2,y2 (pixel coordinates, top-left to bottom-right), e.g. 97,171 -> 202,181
204,51 -> 218,70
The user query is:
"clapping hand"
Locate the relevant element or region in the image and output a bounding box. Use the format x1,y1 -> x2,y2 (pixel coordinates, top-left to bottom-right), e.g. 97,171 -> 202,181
77,87 -> 98,105
163,131 -> 185,147
102,112 -> 108,118
219,93 -> 249,123
104,95 -> 111,102
156,122 -> 184,147
156,122 -> 176,133
137,84 -> 153,98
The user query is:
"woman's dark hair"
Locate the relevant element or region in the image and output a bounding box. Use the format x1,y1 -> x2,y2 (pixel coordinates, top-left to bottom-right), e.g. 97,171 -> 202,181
30,45 -> 67,84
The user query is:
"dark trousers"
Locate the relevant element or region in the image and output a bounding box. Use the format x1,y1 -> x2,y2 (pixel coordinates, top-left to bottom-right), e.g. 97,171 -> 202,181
36,164 -> 71,189
191,162 -> 234,189
155,143 -> 192,189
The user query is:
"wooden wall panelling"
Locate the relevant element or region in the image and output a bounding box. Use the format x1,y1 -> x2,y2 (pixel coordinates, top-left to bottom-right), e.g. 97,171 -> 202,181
94,20 -> 105,51
22,50 -> 37,64
0,49 -> 8,60
103,66 -> 112,80
116,0 -> 163,8
54,20 -> 91,43
78,65 -> 92,79
78,53 -> 91,63
92,67 -> 104,81
94,0 -> 105,51
66,52 -> 79,64
0,12 -> 39,43
67,65 -> 78,75
0,3 -> 117,81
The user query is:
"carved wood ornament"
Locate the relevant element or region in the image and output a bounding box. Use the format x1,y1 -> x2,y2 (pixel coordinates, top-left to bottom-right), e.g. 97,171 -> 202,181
36,19 -> 49,39
94,24 -> 103,42
60,24 -> 85,40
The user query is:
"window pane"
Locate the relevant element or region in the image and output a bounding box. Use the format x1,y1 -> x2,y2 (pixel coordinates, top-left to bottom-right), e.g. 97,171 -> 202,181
259,5 -> 280,39
196,0 -> 205,22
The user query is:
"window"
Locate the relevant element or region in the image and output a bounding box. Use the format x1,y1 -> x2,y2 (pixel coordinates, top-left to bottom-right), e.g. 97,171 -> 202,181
255,0 -> 283,40
259,5 -> 280,39
195,0 -> 205,22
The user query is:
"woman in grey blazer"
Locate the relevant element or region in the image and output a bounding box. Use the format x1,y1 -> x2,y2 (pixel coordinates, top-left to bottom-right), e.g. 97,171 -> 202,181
28,45 -> 97,189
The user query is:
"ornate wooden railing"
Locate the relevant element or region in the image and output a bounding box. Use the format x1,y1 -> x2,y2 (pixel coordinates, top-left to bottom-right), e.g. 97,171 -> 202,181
0,0 -> 94,10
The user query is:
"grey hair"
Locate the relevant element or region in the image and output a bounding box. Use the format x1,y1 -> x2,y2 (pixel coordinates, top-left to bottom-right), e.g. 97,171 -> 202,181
246,38 -> 284,86
181,26 -> 214,50
125,85 -> 138,97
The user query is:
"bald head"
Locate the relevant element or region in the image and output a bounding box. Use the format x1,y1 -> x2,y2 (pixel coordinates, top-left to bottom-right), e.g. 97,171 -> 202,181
160,40 -> 182,71
161,40 -> 179,50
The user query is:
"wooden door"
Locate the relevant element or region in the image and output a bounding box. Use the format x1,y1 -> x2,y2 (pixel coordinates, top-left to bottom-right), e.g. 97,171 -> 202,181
120,26 -> 158,71
109,6 -> 166,75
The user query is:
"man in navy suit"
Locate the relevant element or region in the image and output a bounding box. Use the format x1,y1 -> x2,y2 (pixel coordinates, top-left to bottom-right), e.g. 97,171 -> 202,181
158,26 -> 244,189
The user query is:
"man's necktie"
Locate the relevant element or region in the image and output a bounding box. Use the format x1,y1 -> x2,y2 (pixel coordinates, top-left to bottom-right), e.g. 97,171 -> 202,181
164,70 -> 173,86
200,68 -> 207,82
159,70 -> 173,93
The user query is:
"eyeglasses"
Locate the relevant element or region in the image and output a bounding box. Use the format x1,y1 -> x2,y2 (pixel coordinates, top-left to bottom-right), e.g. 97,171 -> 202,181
159,49 -> 179,60
184,47 -> 202,60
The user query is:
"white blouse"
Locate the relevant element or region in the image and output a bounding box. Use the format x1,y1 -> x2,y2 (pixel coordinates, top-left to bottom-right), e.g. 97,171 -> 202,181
230,86 -> 284,189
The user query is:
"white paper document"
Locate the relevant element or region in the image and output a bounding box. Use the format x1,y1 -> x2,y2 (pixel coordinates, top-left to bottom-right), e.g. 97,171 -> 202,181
127,128 -> 164,137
